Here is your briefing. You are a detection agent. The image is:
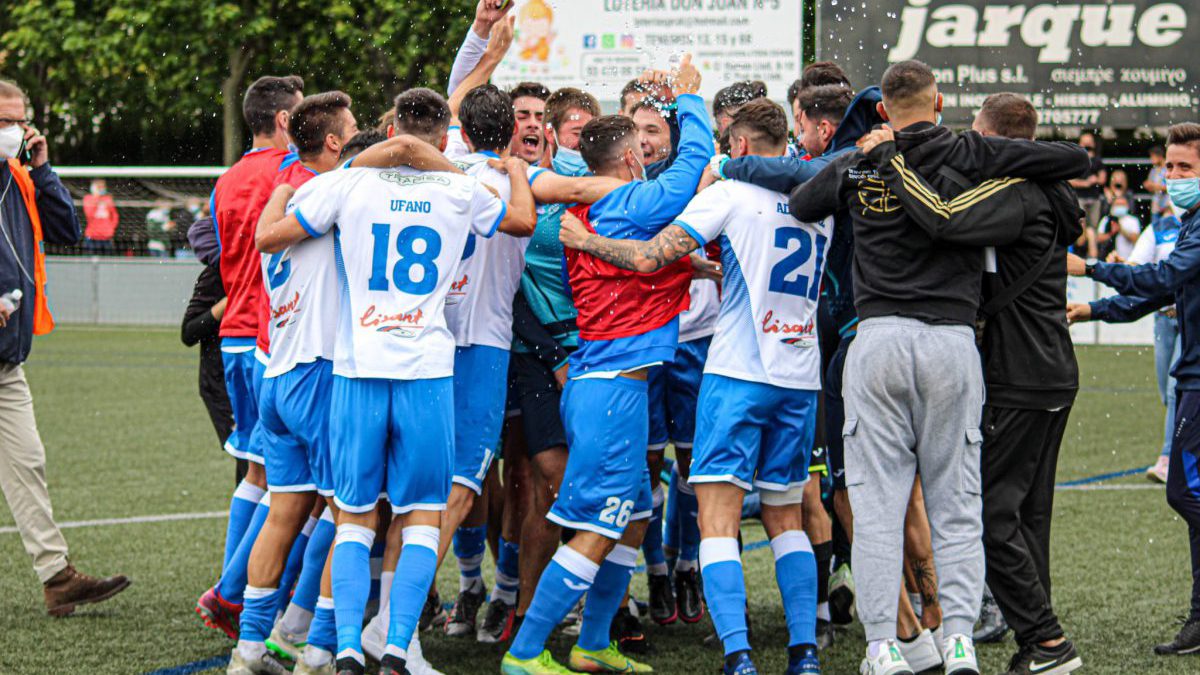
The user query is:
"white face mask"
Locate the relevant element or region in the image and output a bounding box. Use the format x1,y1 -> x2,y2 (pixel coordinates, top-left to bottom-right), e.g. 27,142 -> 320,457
0,125 -> 23,160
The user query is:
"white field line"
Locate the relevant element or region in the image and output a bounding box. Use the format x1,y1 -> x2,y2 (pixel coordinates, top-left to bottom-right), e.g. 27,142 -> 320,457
0,510 -> 226,535
1056,483 -> 1164,491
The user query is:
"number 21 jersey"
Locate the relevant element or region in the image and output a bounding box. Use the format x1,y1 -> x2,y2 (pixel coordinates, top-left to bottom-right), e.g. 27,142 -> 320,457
288,166 -> 506,380
674,180 -> 833,390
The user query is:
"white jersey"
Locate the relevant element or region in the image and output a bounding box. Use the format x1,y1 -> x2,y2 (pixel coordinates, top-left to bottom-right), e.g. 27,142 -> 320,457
444,151 -> 530,350
679,279 -> 719,342
675,181 -> 832,390
261,231 -> 339,378
288,166 -> 506,380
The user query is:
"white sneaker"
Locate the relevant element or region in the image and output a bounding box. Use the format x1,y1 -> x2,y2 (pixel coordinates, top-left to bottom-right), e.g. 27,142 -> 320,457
406,632 -> 445,675
1148,454 -> 1170,483
266,626 -> 305,662
898,629 -> 943,672
226,647 -> 290,675
860,640 -> 915,675
933,624 -> 945,655
942,633 -> 980,675
361,611 -> 387,662
293,647 -> 334,675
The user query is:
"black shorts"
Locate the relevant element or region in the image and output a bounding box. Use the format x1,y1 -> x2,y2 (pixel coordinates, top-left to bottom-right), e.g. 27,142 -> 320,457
824,335 -> 852,490
506,351 -> 568,457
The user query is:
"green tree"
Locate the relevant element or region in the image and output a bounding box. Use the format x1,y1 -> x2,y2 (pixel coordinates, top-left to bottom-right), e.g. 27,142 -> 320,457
0,0 -> 478,165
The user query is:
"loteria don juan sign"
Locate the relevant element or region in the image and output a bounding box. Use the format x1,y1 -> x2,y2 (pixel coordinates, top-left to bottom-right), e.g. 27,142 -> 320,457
818,0 -> 1200,128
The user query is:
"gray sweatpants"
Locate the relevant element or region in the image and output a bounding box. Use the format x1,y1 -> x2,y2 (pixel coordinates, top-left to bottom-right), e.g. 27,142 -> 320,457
842,317 -> 985,641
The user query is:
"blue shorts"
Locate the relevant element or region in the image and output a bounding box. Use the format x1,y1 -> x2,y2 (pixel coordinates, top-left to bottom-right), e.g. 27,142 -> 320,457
691,374 -> 818,499
328,375 -> 454,515
647,336 -> 709,450
221,339 -> 266,465
259,359 -> 334,495
453,345 -> 511,494
551,376 -> 654,539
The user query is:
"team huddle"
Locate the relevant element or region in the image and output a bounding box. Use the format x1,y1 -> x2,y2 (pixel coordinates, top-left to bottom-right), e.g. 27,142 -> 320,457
189,2 -> 1140,675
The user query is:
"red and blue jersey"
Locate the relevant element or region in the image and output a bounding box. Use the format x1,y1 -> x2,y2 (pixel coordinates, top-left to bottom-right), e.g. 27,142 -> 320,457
211,146 -> 292,341
556,93 -> 714,376
255,156 -> 319,353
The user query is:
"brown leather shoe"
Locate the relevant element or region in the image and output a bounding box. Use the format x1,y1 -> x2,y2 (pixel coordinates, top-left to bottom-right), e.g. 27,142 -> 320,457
43,564 -> 131,617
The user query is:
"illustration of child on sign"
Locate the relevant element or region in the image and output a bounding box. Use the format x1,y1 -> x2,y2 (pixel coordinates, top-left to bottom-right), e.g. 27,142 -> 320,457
518,0 -> 555,61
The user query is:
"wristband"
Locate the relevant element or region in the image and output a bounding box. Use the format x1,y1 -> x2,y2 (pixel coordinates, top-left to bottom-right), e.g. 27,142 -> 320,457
710,154 -> 730,180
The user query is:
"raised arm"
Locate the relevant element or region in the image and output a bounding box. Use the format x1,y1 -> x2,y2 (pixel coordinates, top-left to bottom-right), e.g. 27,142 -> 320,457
348,135 -> 463,173
256,184 -> 305,254
448,16 -> 514,124
1077,226 -> 1200,298
558,210 -> 699,273
864,133 -> 1026,246
720,154 -> 825,194
447,0 -> 513,95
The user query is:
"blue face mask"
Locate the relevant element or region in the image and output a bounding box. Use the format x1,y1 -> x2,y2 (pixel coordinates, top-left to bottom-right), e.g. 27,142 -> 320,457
552,145 -> 588,176
1167,177 -> 1200,211
1112,206 -> 1129,218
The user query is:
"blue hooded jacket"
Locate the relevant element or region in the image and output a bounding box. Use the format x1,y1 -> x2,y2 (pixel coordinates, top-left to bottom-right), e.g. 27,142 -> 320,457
1090,206 -> 1200,389
720,87 -> 884,339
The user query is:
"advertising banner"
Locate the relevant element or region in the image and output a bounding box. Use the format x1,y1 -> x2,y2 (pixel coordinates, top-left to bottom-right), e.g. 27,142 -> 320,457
818,1 -> 1200,127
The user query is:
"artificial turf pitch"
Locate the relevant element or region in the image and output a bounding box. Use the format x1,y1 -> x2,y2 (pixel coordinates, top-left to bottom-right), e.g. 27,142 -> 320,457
0,327 -> 1194,674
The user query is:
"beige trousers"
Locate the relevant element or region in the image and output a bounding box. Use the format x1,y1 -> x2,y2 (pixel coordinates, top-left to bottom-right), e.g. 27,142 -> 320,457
0,362 -> 68,583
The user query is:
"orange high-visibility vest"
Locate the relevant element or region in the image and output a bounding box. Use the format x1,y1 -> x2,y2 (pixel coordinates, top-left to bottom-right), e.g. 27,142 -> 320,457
7,159 -> 55,335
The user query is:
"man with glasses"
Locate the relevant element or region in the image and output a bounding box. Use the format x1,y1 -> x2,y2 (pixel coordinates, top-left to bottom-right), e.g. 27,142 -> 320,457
0,79 -> 130,615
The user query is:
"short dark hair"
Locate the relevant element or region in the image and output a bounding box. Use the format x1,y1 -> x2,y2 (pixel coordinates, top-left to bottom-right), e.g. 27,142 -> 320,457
340,129 -> 388,161
545,87 -> 601,132
976,93 -> 1037,140
392,88 -> 451,145
800,62 -> 851,92
797,85 -> 853,126
1168,123 -> 1200,156
880,60 -> 936,110
713,80 -> 768,118
579,115 -> 637,173
509,82 -> 550,101
289,91 -> 353,159
243,75 -> 304,137
461,84 -> 515,153
1150,144 -> 1166,157
728,99 -> 789,152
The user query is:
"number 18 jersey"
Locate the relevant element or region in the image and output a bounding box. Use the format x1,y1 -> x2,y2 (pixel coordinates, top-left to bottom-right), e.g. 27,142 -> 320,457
674,180 -> 833,390
288,166 -> 506,380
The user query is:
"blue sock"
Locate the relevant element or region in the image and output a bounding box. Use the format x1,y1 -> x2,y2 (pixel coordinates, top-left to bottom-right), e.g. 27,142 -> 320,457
509,547 -> 599,660
664,468 -> 680,570
642,488 -> 667,575
219,494 -> 271,604
677,482 -> 701,568
308,596 -> 337,653
386,526 -> 441,661
272,516 -> 315,614
331,524 -> 375,666
700,537 -> 750,656
453,525 -> 487,592
292,512 -> 336,613
240,585 -> 280,643
578,545 -> 638,651
224,481 -> 265,573
493,536 -> 520,605
772,531 -> 818,647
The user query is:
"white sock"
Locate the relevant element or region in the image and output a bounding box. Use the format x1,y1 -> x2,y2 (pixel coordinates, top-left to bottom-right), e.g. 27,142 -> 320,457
817,601 -> 831,622
379,570 -> 395,615
647,562 -> 668,576
237,640 -> 267,661
460,574 -> 484,593
675,558 -> 698,573
278,603 -> 313,639
303,645 -> 333,667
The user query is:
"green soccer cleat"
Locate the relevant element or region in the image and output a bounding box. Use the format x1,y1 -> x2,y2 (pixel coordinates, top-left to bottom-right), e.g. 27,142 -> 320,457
569,641 -> 654,673
265,626 -> 305,662
500,650 -> 575,674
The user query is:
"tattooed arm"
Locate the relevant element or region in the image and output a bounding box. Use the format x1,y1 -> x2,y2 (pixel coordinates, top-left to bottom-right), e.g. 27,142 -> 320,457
558,210 -> 700,274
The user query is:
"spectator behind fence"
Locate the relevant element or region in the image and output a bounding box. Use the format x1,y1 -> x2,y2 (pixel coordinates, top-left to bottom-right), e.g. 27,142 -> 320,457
81,178 -> 117,254
1146,145 -> 1171,216
1100,196 -> 1143,262
1070,131 -> 1107,231
0,78 -> 130,615
145,199 -> 176,257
